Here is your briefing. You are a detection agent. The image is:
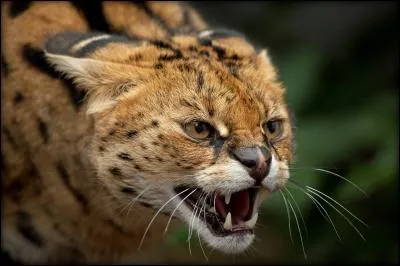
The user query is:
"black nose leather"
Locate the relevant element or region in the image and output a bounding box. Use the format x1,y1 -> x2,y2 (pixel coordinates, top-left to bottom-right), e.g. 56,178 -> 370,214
232,146 -> 272,183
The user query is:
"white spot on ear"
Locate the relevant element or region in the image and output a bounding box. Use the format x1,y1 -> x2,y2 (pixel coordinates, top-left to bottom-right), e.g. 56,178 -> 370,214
256,48 -> 277,81
198,30 -> 214,38
258,49 -> 272,65
70,35 -> 111,53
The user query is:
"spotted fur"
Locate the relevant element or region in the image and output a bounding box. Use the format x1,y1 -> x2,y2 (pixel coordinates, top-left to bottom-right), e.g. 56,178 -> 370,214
1,1 -> 294,264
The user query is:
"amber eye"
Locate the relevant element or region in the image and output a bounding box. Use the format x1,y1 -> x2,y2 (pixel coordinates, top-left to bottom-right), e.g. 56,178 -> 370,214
262,120 -> 284,140
183,121 -> 214,140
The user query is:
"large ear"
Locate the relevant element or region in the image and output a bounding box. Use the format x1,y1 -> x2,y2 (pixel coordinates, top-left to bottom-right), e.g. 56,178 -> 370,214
256,49 -> 278,82
43,32 -> 146,114
45,52 -> 142,114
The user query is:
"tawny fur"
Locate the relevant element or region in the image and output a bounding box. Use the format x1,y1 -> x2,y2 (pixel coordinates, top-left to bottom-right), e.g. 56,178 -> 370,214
1,1 -> 294,264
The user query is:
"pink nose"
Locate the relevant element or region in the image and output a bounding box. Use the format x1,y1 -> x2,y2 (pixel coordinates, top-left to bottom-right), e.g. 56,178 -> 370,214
231,146 -> 272,184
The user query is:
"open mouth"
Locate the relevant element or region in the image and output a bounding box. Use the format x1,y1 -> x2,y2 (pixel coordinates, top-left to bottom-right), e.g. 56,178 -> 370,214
174,186 -> 262,237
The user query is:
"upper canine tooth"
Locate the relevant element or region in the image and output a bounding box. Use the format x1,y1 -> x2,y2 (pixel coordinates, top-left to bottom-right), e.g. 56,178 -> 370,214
225,193 -> 231,205
223,212 -> 232,230
245,212 -> 258,228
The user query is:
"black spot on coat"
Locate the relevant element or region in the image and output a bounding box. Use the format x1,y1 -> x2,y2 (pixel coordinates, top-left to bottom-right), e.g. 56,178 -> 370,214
16,210 -> 45,247
38,118 -> 49,143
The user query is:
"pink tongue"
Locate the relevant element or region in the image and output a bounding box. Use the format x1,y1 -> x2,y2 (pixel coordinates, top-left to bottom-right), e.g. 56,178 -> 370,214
215,190 -> 250,225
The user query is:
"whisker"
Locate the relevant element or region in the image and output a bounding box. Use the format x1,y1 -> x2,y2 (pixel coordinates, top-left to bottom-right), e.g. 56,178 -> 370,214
288,183 -> 342,241
188,191 -> 205,256
138,188 -> 193,250
289,166 -> 367,196
279,191 -> 294,243
283,186 -> 309,240
306,186 -> 368,227
286,193 -> 307,260
164,190 -> 199,235
120,185 -> 152,216
306,187 -> 366,241
196,192 -> 209,262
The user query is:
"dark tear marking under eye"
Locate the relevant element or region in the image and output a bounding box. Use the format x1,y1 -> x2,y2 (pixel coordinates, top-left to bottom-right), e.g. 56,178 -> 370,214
118,153 -> 133,161
38,118 -> 49,143
1,55 -> 10,77
9,1 -> 32,18
71,1 -> 111,32
13,92 -> 24,104
109,167 -> 122,176
16,210 -> 45,247
22,45 -> 85,110
56,162 -> 89,213
210,137 -> 225,161
130,1 -> 174,36
3,127 -> 18,149
126,130 -> 138,138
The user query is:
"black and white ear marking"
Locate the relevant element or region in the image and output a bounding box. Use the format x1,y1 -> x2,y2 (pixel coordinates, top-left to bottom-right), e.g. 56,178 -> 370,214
45,32 -> 134,58
197,28 -> 246,45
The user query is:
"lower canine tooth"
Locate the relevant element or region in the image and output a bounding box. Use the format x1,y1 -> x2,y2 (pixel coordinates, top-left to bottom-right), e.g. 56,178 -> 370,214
208,207 -> 216,214
223,212 -> 232,230
245,212 -> 258,228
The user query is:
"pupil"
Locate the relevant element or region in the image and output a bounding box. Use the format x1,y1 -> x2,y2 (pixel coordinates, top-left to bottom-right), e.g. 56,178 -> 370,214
195,123 -> 204,133
267,121 -> 276,133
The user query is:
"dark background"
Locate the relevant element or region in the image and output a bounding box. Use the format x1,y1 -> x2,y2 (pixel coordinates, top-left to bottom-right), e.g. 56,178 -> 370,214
152,1 -> 398,264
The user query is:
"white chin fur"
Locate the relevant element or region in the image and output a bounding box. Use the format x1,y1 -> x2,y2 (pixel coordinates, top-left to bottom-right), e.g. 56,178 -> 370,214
164,189 -> 254,254
163,155 -> 285,254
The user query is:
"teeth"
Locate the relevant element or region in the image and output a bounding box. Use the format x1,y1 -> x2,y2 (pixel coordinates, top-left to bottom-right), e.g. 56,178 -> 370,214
207,207 -> 216,214
225,193 -> 231,205
223,212 -> 232,230
245,212 -> 258,228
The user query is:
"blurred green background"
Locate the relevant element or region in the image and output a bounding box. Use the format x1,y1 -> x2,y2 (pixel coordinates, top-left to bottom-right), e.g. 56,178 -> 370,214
144,1 -> 398,264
